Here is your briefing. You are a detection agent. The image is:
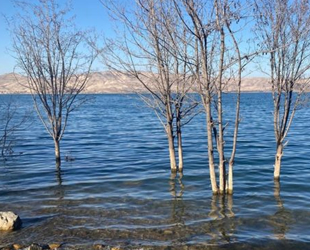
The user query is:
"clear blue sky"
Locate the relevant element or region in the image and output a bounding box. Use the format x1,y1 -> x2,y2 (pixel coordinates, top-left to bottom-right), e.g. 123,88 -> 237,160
0,0 -> 113,75
0,0 -> 262,77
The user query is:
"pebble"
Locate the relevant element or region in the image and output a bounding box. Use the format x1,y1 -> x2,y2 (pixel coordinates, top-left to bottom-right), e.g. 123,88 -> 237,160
163,230 -> 173,235
48,244 -> 61,250
93,244 -> 105,250
13,244 -> 22,250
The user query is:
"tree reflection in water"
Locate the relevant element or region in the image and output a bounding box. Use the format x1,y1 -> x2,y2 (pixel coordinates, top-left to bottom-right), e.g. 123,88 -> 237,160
271,181 -> 293,240
169,171 -> 184,198
55,161 -> 64,200
168,173 -> 238,245
169,172 -> 185,228
207,194 -> 236,244
56,161 -> 62,185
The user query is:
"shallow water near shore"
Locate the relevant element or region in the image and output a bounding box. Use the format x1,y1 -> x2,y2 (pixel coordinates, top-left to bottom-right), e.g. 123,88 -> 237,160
1,93 -> 310,249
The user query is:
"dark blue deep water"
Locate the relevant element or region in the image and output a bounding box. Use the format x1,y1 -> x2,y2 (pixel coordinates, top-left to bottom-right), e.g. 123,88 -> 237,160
1,93 -> 310,249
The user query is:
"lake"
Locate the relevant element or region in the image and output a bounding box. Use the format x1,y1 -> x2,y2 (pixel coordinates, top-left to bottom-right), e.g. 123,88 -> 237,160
0,93 -> 310,249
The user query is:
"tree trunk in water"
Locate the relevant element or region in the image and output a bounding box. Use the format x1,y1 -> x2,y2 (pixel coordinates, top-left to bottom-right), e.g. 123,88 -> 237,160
177,119 -> 183,172
205,105 -> 218,194
207,131 -> 218,194
219,161 -> 226,194
274,143 -> 283,180
227,162 -> 233,194
177,134 -> 183,172
167,123 -> 177,172
54,139 -> 61,167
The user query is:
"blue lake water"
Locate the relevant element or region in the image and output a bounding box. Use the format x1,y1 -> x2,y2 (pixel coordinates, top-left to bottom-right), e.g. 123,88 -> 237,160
0,93 -> 310,249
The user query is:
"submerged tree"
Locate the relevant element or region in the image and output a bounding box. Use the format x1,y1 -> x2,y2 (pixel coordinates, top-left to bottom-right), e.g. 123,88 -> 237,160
10,0 -> 96,167
176,0 -> 247,194
254,0 -> 310,180
102,0 -> 250,192
102,0 -> 199,172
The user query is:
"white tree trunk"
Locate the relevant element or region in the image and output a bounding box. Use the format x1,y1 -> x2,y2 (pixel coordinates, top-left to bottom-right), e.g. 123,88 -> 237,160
227,162 -> 233,194
177,119 -> 183,172
218,160 -> 226,194
206,109 -> 218,194
167,124 -> 177,172
178,134 -> 183,172
54,139 -> 61,167
274,143 -> 283,180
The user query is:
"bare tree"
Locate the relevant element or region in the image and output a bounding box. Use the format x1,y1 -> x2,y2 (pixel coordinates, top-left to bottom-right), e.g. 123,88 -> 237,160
9,0 -> 96,167
254,0 -> 310,180
103,0 -> 249,191
176,0 -> 247,194
0,97 -> 29,160
102,0 -> 199,172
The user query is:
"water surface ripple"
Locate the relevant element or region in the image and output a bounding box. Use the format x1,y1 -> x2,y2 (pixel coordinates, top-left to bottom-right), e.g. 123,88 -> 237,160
1,93 -> 310,249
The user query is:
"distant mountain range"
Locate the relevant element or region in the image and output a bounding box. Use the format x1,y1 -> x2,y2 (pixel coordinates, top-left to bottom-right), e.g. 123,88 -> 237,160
0,71 -> 272,94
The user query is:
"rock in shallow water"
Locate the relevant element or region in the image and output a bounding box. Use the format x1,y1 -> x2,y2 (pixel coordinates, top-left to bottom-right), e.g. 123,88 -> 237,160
0,212 -> 22,231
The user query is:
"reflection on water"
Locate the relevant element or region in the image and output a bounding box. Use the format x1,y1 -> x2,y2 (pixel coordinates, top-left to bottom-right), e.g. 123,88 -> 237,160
55,161 -> 62,185
209,195 -> 234,219
169,172 -> 185,229
1,94 -> 310,249
270,181 -> 293,241
169,172 -> 184,199
55,171 -> 64,201
207,195 -> 236,245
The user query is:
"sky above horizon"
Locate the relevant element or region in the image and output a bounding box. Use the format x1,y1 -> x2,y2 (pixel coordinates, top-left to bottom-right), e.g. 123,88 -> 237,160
0,0 -> 263,77
0,0 -> 114,75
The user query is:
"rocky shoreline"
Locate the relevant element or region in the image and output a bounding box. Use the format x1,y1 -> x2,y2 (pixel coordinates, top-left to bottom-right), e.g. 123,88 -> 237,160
0,244 -> 191,250
0,244 -> 124,250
